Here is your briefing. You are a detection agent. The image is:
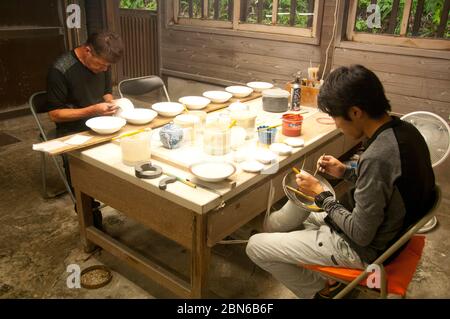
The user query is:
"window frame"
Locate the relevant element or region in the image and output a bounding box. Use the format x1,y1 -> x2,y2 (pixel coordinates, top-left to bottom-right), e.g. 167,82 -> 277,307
346,0 -> 450,51
170,0 -> 323,45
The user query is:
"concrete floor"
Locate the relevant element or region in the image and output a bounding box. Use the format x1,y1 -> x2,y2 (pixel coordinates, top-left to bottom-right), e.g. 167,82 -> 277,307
1,78 -> 449,299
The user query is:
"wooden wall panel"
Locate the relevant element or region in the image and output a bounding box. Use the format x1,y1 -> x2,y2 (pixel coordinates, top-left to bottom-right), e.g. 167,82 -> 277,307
333,47 -> 450,119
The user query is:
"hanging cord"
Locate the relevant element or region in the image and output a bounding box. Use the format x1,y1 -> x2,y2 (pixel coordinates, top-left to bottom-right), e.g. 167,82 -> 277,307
321,0 -> 341,81
217,180 -> 276,245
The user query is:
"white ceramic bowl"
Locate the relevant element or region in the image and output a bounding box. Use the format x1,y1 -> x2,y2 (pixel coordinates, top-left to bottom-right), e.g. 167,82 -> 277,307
86,116 -> 126,135
189,161 -> 236,182
225,86 -> 254,98
120,108 -> 158,125
113,98 -> 134,117
179,96 -> 211,110
203,91 -> 233,103
246,82 -> 274,92
151,102 -> 184,117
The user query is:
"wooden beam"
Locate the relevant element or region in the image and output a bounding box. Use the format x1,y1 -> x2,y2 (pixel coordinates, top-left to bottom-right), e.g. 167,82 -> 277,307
346,0 -> 358,40
173,0 -> 179,23
233,0 -> 241,28
437,0 -> 450,38
290,0 -> 297,26
307,0 -> 314,27
228,0 -> 233,21
203,0 -> 209,19
272,0 -> 279,25
188,0 -> 193,18
412,0 -> 424,36
240,0 -> 248,22
400,0 -> 412,36
387,0 -> 400,34
214,0 -> 219,20
257,0 -> 264,23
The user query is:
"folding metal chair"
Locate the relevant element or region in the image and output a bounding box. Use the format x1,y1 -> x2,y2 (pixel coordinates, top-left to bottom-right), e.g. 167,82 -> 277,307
304,185 -> 441,299
118,75 -> 171,101
29,91 -> 75,204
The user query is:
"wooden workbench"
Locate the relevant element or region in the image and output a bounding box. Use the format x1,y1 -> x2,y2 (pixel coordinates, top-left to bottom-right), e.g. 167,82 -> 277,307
69,98 -> 359,298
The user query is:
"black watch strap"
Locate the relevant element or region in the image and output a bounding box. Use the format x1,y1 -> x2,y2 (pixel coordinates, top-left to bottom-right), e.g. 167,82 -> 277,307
314,191 -> 333,208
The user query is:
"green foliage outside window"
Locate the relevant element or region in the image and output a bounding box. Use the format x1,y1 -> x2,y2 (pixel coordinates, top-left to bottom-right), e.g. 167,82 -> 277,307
120,0 -> 157,10
355,0 -> 449,38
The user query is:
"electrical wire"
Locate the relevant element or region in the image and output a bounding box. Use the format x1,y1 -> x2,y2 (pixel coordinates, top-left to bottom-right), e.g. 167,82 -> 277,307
321,0 -> 341,81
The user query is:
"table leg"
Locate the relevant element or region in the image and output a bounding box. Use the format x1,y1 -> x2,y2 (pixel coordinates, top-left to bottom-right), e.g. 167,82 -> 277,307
75,190 -> 97,253
191,214 -> 210,298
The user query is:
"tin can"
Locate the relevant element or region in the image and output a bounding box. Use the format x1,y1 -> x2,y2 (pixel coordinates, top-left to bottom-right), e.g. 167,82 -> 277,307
290,82 -> 301,111
282,113 -> 303,137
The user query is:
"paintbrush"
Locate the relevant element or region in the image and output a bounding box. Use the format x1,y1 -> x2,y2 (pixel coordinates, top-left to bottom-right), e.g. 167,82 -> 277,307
314,153 -> 325,176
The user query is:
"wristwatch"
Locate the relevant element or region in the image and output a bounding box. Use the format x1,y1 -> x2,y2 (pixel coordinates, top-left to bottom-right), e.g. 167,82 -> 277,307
314,191 -> 333,209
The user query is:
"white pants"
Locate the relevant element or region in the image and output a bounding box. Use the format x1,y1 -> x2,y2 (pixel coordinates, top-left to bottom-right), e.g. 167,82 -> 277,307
246,200 -> 366,298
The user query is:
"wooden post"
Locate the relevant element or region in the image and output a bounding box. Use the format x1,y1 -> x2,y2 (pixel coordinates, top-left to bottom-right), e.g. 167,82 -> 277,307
437,0 -> 450,38
399,0 -> 412,36
290,0 -> 297,26
75,190 -> 97,253
191,214 -> 210,298
214,0 -> 220,20
272,0 -> 279,25
257,0 -> 264,23
411,0 -> 424,36
387,0 -> 400,34
104,0 -> 122,85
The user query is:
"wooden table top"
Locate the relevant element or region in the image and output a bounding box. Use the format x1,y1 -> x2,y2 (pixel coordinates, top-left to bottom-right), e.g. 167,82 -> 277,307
70,98 -> 340,214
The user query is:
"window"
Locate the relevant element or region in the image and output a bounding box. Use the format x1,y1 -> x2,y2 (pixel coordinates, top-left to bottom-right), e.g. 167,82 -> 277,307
347,0 -> 450,50
173,0 -> 320,38
120,0 -> 158,10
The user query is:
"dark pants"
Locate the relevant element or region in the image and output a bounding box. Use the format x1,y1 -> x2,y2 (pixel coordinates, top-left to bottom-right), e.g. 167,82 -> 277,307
58,128 -> 102,227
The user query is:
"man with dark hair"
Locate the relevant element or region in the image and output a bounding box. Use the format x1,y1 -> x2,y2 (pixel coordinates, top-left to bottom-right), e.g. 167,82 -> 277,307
246,65 -> 435,298
47,31 -> 124,136
47,31 -> 124,229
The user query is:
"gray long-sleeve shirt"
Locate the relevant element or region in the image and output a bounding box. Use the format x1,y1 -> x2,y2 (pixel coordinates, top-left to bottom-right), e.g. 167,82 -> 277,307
321,117 -> 435,263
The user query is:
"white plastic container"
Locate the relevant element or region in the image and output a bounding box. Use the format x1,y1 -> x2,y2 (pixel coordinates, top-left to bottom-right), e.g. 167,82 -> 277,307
120,130 -> 152,166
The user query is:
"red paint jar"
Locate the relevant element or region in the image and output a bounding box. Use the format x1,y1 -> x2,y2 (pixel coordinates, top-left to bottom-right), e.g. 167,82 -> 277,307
282,113 -> 303,137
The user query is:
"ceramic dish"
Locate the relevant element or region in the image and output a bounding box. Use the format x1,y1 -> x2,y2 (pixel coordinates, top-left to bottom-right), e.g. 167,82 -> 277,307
282,170 -> 335,212
85,116 -> 126,135
246,82 -> 274,92
120,108 -> 158,125
241,160 -> 265,173
151,102 -> 184,117
270,143 -> 293,156
203,91 -> 233,103
284,137 -> 305,148
189,161 -> 236,182
179,96 -> 211,110
113,98 -> 134,117
225,86 -> 253,98
255,149 -> 277,164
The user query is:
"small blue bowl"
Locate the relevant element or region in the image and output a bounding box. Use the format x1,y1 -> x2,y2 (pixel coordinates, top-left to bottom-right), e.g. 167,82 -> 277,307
257,126 -> 277,145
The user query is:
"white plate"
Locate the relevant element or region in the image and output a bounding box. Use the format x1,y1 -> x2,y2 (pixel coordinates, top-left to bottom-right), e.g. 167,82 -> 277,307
284,137 -> 305,148
203,91 -> 233,103
189,161 -> 236,182
179,96 -> 211,110
151,102 -> 184,117
270,143 -> 293,156
225,86 -> 253,98
246,82 -> 274,92
241,160 -> 264,173
86,116 -> 126,135
255,149 -> 277,164
120,108 -> 158,125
